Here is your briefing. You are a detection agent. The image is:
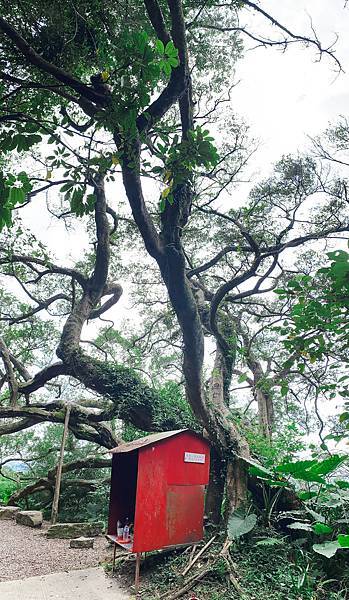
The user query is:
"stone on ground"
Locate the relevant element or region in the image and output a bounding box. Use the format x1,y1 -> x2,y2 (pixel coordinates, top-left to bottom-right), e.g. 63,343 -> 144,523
0,506 -> 19,520
16,510 -> 43,528
46,521 -> 103,539
70,537 -> 94,549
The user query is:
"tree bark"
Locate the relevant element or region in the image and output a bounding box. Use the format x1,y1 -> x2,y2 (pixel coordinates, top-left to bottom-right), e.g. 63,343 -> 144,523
255,387 -> 274,441
235,318 -> 275,440
208,346 -> 251,512
205,448 -> 226,525
226,457 -> 249,514
0,337 -> 18,406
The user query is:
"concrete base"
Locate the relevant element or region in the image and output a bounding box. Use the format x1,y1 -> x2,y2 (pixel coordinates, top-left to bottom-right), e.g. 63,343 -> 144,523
0,567 -> 129,600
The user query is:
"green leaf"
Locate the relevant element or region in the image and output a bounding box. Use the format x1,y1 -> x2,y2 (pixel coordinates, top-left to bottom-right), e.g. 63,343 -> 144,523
313,541 -> 340,558
256,537 -> 284,546
151,166 -> 163,174
298,491 -> 317,501
227,512 -> 257,540
60,183 -> 74,193
335,480 -> 349,490
134,31 -> 148,53
275,456 -> 346,483
0,206 -> 12,229
165,41 -> 178,57
86,194 -> 96,211
312,455 -> 347,476
338,534 -> 349,548
280,383 -> 289,397
163,61 -> 171,77
28,134 -> 42,146
15,134 -> 27,152
168,57 -> 179,67
305,509 -> 326,524
246,459 -> 273,479
275,459 -> 317,475
262,479 -> 289,487
312,523 -> 333,535
327,249 -> 349,262
8,187 -> 25,205
155,39 -> 164,54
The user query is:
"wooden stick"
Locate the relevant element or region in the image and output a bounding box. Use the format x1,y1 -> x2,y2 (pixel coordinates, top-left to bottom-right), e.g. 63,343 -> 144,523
181,535 -> 217,577
181,543 -> 198,575
113,542 -> 117,572
135,553 -> 141,599
50,404 -> 71,525
163,566 -> 212,600
188,544 -> 197,562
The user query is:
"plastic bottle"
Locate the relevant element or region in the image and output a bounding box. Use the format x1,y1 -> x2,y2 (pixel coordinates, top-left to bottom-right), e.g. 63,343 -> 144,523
117,520 -> 123,539
123,517 -> 130,542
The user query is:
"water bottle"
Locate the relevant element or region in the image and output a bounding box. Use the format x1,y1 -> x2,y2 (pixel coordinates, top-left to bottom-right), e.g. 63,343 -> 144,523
117,520 -> 123,539
123,517 -> 130,542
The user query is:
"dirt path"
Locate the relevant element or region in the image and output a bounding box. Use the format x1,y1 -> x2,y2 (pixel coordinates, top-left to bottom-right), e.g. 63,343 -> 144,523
0,520 -> 113,582
0,567 -> 129,599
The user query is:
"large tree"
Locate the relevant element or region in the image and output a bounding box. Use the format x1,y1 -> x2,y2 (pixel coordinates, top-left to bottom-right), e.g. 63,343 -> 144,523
0,0 -> 347,517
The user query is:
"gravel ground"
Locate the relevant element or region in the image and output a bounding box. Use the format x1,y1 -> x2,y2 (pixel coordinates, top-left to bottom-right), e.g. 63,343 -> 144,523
0,520 -> 114,582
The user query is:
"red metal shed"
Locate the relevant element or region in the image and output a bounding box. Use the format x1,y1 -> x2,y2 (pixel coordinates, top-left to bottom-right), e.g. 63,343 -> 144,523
107,429 -> 210,554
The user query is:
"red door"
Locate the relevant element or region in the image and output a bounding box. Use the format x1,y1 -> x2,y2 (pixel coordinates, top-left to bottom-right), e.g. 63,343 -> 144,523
165,485 -> 205,547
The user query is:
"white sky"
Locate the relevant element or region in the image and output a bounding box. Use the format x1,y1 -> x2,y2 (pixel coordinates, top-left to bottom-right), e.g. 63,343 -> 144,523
234,0 -> 349,171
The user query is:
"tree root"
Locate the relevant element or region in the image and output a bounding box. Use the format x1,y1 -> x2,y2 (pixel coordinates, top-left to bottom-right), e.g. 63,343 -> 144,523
220,539 -> 247,598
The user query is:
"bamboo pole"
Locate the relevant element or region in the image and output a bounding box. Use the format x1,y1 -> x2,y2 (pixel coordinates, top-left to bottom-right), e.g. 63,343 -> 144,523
50,404 -> 71,525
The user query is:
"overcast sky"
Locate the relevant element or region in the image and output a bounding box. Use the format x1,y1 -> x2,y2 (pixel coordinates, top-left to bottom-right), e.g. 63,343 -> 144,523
234,0 -> 349,171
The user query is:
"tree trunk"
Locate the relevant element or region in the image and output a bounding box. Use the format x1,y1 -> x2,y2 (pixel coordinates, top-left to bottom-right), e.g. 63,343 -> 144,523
208,345 -> 251,514
235,318 -> 275,440
51,404 -> 71,525
205,448 -> 226,525
226,456 -> 249,514
256,388 -> 274,440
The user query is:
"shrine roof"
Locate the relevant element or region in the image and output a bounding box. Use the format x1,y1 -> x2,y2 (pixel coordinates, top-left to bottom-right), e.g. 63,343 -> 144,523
109,429 -> 204,453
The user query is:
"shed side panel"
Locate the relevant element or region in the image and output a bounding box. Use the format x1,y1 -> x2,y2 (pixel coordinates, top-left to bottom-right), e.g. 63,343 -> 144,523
132,444 -> 168,553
